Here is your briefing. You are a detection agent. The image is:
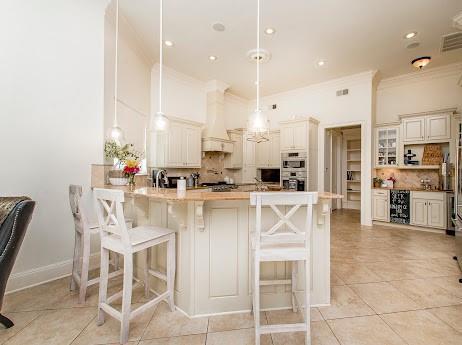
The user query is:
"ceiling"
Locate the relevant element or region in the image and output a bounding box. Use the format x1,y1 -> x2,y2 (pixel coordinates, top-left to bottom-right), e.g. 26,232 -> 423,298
119,0 -> 462,99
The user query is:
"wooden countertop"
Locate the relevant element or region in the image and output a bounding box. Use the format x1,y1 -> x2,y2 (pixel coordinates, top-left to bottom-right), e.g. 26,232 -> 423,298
93,185 -> 343,201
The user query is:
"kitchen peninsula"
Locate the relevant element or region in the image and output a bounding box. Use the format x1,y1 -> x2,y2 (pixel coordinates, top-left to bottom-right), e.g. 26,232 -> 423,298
97,185 -> 341,317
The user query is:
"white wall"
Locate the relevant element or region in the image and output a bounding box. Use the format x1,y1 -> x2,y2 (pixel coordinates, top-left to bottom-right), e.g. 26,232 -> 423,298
0,0 -> 110,291
376,63 -> 462,124
105,1 -> 152,154
249,71 -> 376,226
150,65 -> 207,124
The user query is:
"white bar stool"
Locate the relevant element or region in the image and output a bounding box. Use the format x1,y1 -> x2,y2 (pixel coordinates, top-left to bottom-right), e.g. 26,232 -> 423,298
69,185 -> 130,303
93,188 -> 176,345
250,192 -> 318,345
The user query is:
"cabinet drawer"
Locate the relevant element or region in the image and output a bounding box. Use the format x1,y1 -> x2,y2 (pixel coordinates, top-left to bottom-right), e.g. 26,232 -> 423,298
411,191 -> 445,201
373,189 -> 389,197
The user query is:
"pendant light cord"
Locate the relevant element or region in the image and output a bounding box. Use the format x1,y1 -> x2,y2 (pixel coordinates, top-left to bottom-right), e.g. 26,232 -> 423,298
114,0 -> 119,126
158,0 -> 163,114
256,0 -> 260,112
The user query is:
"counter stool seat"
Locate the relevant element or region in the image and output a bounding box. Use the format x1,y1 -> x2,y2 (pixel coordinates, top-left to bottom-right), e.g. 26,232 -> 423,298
93,188 -> 176,345
250,192 -> 318,345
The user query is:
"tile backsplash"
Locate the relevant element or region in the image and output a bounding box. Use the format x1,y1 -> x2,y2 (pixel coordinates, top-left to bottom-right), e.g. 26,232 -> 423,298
158,152 -> 237,183
375,168 -> 440,189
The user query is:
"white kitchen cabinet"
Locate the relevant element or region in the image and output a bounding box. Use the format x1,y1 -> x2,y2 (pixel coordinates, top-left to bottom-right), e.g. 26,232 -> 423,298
401,113 -> 451,143
411,198 -> 428,226
427,199 -> 446,228
269,132 -> 281,168
372,189 -> 389,222
402,117 -> 425,143
280,119 -> 310,151
255,131 -> 280,168
376,126 -> 399,167
224,130 -> 243,169
410,191 -> 447,229
426,114 -> 451,141
242,133 -> 256,183
148,118 -> 203,168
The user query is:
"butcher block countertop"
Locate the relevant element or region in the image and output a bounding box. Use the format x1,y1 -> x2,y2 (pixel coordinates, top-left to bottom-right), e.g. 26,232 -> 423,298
93,185 -> 343,201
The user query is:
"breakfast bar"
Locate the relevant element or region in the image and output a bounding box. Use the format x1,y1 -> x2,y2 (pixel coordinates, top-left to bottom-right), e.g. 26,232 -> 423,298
100,186 -> 341,317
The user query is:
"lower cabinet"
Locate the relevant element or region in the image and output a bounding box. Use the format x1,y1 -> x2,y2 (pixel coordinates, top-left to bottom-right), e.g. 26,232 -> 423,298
410,192 -> 446,229
372,190 -> 389,222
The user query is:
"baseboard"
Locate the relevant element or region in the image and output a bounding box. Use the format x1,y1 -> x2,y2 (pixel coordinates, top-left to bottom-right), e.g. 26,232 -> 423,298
372,221 -> 446,234
6,253 -> 100,294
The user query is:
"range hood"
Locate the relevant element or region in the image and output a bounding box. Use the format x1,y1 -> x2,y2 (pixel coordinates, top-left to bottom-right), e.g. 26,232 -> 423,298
202,80 -> 234,153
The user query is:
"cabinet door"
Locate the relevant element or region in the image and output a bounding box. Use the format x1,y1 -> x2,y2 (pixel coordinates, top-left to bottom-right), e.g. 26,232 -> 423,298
269,133 -> 281,168
402,117 -> 425,142
427,199 -> 446,229
426,115 -> 450,141
411,198 -> 427,226
225,133 -> 243,169
185,126 -> 201,167
372,196 -> 389,221
243,135 -> 256,164
280,126 -> 294,151
166,123 -> 184,167
293,122 -> 308,150
255,140 -> 270,167
148,130 -> 166,167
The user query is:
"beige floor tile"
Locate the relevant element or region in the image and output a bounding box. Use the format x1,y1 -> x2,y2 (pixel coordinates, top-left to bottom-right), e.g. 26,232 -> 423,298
428,275 -> 462,299
72,303 -> 156,344
208,312 -> 266,332
265,308 -> 323,324
3,307 -> 95,345
206,328 -> 272,345
318,286 -> 374,320
350,282 -> 420,314
390,278 -> 462,308
138,334 -> 206,345
0,311 -> 41,344
142,302 -> 208,339
271,320 -> 340,345
330,272 -> 345,286
328,315 -> 406,345
381,310 -> 462,345
428,305 -> 462,333
333,263 -> 383,284
3,278 -> 71,312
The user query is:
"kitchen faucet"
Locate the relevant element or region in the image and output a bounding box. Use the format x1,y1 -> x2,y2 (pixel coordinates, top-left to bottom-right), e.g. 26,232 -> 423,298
155,169 -> 167,192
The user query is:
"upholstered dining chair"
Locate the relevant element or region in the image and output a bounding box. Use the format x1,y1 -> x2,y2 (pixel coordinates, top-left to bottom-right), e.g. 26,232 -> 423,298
0,197 -> 35,328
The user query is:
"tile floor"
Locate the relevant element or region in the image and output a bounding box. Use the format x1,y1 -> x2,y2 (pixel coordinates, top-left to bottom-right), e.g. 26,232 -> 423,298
1,209 -> 461,345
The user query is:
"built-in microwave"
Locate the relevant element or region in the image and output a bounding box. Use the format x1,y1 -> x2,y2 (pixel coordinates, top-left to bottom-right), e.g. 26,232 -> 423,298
282,152 -> 307,171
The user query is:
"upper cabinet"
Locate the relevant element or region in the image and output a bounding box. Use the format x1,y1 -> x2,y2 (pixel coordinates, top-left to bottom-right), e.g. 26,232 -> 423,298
402,113 -> 451,143
148,118 -> 203,168
280,119 -> 315,152
256,131 -> 280,168
376,126 -> 399,167
224,130 -> 244,169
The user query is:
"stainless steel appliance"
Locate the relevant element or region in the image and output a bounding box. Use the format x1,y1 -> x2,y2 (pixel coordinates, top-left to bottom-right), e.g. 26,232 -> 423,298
447,192 -> 455,235
260,169 -> 280,183
454,121 -> 462,275
282,152 -> 307,191
282,152 -> 307,171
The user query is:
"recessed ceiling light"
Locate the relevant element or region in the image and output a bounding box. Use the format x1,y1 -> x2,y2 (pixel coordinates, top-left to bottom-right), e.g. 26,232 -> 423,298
317,60 -> 326,67
212,23 -> 226,32
404,32 -> 417,39
264,27 -> 276,35
164,40 -> 174,47
208,55 -> 217,61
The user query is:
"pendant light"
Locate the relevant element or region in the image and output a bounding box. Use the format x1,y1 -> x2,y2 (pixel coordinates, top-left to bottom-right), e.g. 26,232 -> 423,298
151,0 -> 169,131
108,0 -> 125,143
247,0 -> 270,143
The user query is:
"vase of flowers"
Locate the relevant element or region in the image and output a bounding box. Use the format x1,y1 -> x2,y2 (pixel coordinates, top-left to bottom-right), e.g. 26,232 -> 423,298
104,140 -> 142,186
123,160 -> 141,190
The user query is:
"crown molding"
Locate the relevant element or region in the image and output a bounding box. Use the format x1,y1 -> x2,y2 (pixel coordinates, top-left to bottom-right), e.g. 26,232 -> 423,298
377,63 -> 462,90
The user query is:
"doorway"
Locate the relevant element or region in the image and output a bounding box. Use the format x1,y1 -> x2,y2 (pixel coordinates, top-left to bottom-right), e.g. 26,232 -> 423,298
324,125 -> 362,221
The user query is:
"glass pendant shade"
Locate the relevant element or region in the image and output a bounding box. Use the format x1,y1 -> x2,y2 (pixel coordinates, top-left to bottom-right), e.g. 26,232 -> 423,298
152,111 -> 169,132
247,108 -> 269,142
106,124 -> 125,144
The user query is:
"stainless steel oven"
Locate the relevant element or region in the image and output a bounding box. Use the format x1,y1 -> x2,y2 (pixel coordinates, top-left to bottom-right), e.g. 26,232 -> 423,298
282,171 -> 306,191
282,152 -> 307,171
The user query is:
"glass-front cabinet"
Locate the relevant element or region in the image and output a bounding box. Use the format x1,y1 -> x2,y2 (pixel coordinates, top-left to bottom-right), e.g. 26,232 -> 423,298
376,126 -> 399,167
